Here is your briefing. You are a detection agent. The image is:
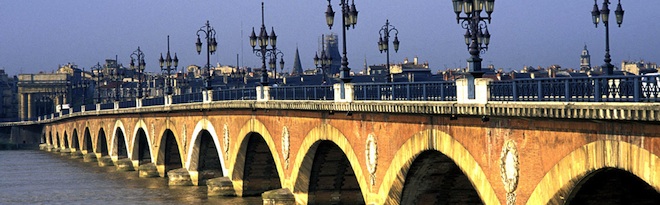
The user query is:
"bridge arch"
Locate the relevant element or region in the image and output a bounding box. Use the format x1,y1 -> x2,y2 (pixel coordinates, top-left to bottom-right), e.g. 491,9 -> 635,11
110,120 -> 129,159
378,129 -> 499,205
83,127 -> 93,153
96,128 -> 109,156
290,123 -> 369,205
156,128 -> 184,177
71,129 -> 79,151
130,120 -> 153,163
232,118 -> 284,196
527,140 -> 660,205
63,131 -> 69,149
186,119 -> 226,185
55,132 -> 60,148
48,131 -> 53,146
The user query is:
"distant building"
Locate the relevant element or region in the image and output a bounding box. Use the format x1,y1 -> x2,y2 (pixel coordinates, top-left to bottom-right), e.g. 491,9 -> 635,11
580,45 -> 591,72
621,60 -> 658,75
0,69 -> 18,121
320,33 -> 341,75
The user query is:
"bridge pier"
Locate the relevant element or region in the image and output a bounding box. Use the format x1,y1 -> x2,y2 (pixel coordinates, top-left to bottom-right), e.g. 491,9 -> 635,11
115,158 -> 135,171
262,188 -> 295,205
70,150 -> 83,159
206,177 -> 236,196
168,168 -> 193,186
138,163 -> 159,178
98,156 -> 114,167
59,148 -> 71,156
83,153 -> 97,162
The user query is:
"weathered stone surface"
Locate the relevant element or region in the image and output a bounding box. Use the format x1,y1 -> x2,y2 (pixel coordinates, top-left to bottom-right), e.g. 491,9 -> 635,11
97,156 -> 114,167
138,163 -> 159,178
83,153 -> 97,162
262,188 -> 295,205
39,144 -> 47,150
115,158 -> 134,171
206,177 -> 236,196
59,148 -> 71,156
168,168 -> 193,186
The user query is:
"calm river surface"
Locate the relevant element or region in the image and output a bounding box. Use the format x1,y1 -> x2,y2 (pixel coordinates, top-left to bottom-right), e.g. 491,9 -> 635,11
0,150 -> 261,205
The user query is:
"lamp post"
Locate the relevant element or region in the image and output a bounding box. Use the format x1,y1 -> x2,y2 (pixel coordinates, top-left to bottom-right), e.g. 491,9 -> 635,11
160,35 -> 179,95
378,19 -> 400,83
314,45 -> 333,84
91,62 -> 103,104
452,0 -> 494,78
324,0 -> 358,83
196,20 -> 218,90
111,65 -> 124,102
591,0 -> 624,75
249,2 -> 281,86
130,47 -> 146,98
269,51 -> 284,84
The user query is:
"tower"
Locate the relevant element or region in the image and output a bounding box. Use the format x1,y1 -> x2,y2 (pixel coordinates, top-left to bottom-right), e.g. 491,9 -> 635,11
580,45 -> 591,72
320,33 -> 341,75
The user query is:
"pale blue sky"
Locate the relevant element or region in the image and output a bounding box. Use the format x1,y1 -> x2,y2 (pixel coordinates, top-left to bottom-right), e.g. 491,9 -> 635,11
1,1 -> 658,76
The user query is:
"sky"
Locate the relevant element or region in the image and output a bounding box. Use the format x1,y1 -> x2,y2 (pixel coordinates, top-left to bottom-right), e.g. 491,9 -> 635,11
1,0 -> 658,76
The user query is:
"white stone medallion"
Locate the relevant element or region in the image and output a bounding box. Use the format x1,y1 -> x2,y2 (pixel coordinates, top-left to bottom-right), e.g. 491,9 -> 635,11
281,126 -> 290,169
500,139 -> 519,205
223,124 -> 229,161
366,134 -> 378,186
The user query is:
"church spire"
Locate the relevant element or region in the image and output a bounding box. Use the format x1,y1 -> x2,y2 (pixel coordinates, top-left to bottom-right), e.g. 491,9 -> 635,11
292,47 -> 303,75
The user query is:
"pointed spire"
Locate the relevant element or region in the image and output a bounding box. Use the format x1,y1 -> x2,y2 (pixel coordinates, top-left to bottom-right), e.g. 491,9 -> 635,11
292,47 -> 303,75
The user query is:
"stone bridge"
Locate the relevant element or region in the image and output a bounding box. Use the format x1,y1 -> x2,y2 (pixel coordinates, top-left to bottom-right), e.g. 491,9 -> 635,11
38,98 -> 660,204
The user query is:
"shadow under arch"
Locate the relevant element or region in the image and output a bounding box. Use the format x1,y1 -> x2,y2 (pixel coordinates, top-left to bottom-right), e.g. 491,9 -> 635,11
185,119 -> 227,185
83,127 -> 93,153
63,131 -> 69,149
96,128 -> 109,156
71,129 -> 79,151
566,168 -> 660,204
48,131 -> 53,146
110,119 -> 128,159
378,129 -> 499,205
55,132 -> 60,148
231,118 -> 284,197
527,140 -> 660,205
130,120 -> 152,164
290,123 -> 369,205
156,129 -> 184,177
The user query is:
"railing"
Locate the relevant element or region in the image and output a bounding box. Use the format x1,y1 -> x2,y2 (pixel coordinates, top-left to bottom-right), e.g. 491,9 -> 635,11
85,104 -> 96,111
489,75 -> 660,102
172,93 -> 203,104
354,81 -> 457,101
99,102 -> 114,110
72,106 -> 81,113
119,100 -> 136,109
270,85 -> 334,100
143,97 -> 165,106
213,88 -> 256,101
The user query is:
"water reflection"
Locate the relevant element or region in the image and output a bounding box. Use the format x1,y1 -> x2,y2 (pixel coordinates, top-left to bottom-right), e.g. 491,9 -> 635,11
0,150 -> 261,205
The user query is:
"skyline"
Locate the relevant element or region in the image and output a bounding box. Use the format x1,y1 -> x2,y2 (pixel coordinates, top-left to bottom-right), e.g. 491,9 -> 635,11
1,0 -> 658,76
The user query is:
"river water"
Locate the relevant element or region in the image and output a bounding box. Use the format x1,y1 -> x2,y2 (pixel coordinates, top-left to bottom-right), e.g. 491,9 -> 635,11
0,150 -> 262,205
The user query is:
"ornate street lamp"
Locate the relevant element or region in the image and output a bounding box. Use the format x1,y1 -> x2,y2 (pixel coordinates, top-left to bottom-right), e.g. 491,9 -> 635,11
130,47 -> 146,98
196,20 -> 218,90
591,0 -> 624,75
452,0 -> 494,79
314,35 -> 333,84
250,2 -> 283,86
91,62 -> 103,103
111,64 -> 124,102
160,35 -> 179,96
378,19 -> 400,83
325,0 -> 358,83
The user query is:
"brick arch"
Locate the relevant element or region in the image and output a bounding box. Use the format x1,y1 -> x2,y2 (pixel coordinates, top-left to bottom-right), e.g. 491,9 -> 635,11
55,132 -> 60,148
290,123 -> 369,205
527,140 -> 660,205
71,128 -> 79,151
378,129 -> 499,205
185,119 -> 227,178
231,118 -> 284,196
110,119 -> 128,159
156,128 -> 185,177
130,119 -> 153,163
63,130 -> 69,148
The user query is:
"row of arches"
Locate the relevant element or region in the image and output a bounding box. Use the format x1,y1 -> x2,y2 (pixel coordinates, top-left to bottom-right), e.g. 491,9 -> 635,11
42,119 -> 659,204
